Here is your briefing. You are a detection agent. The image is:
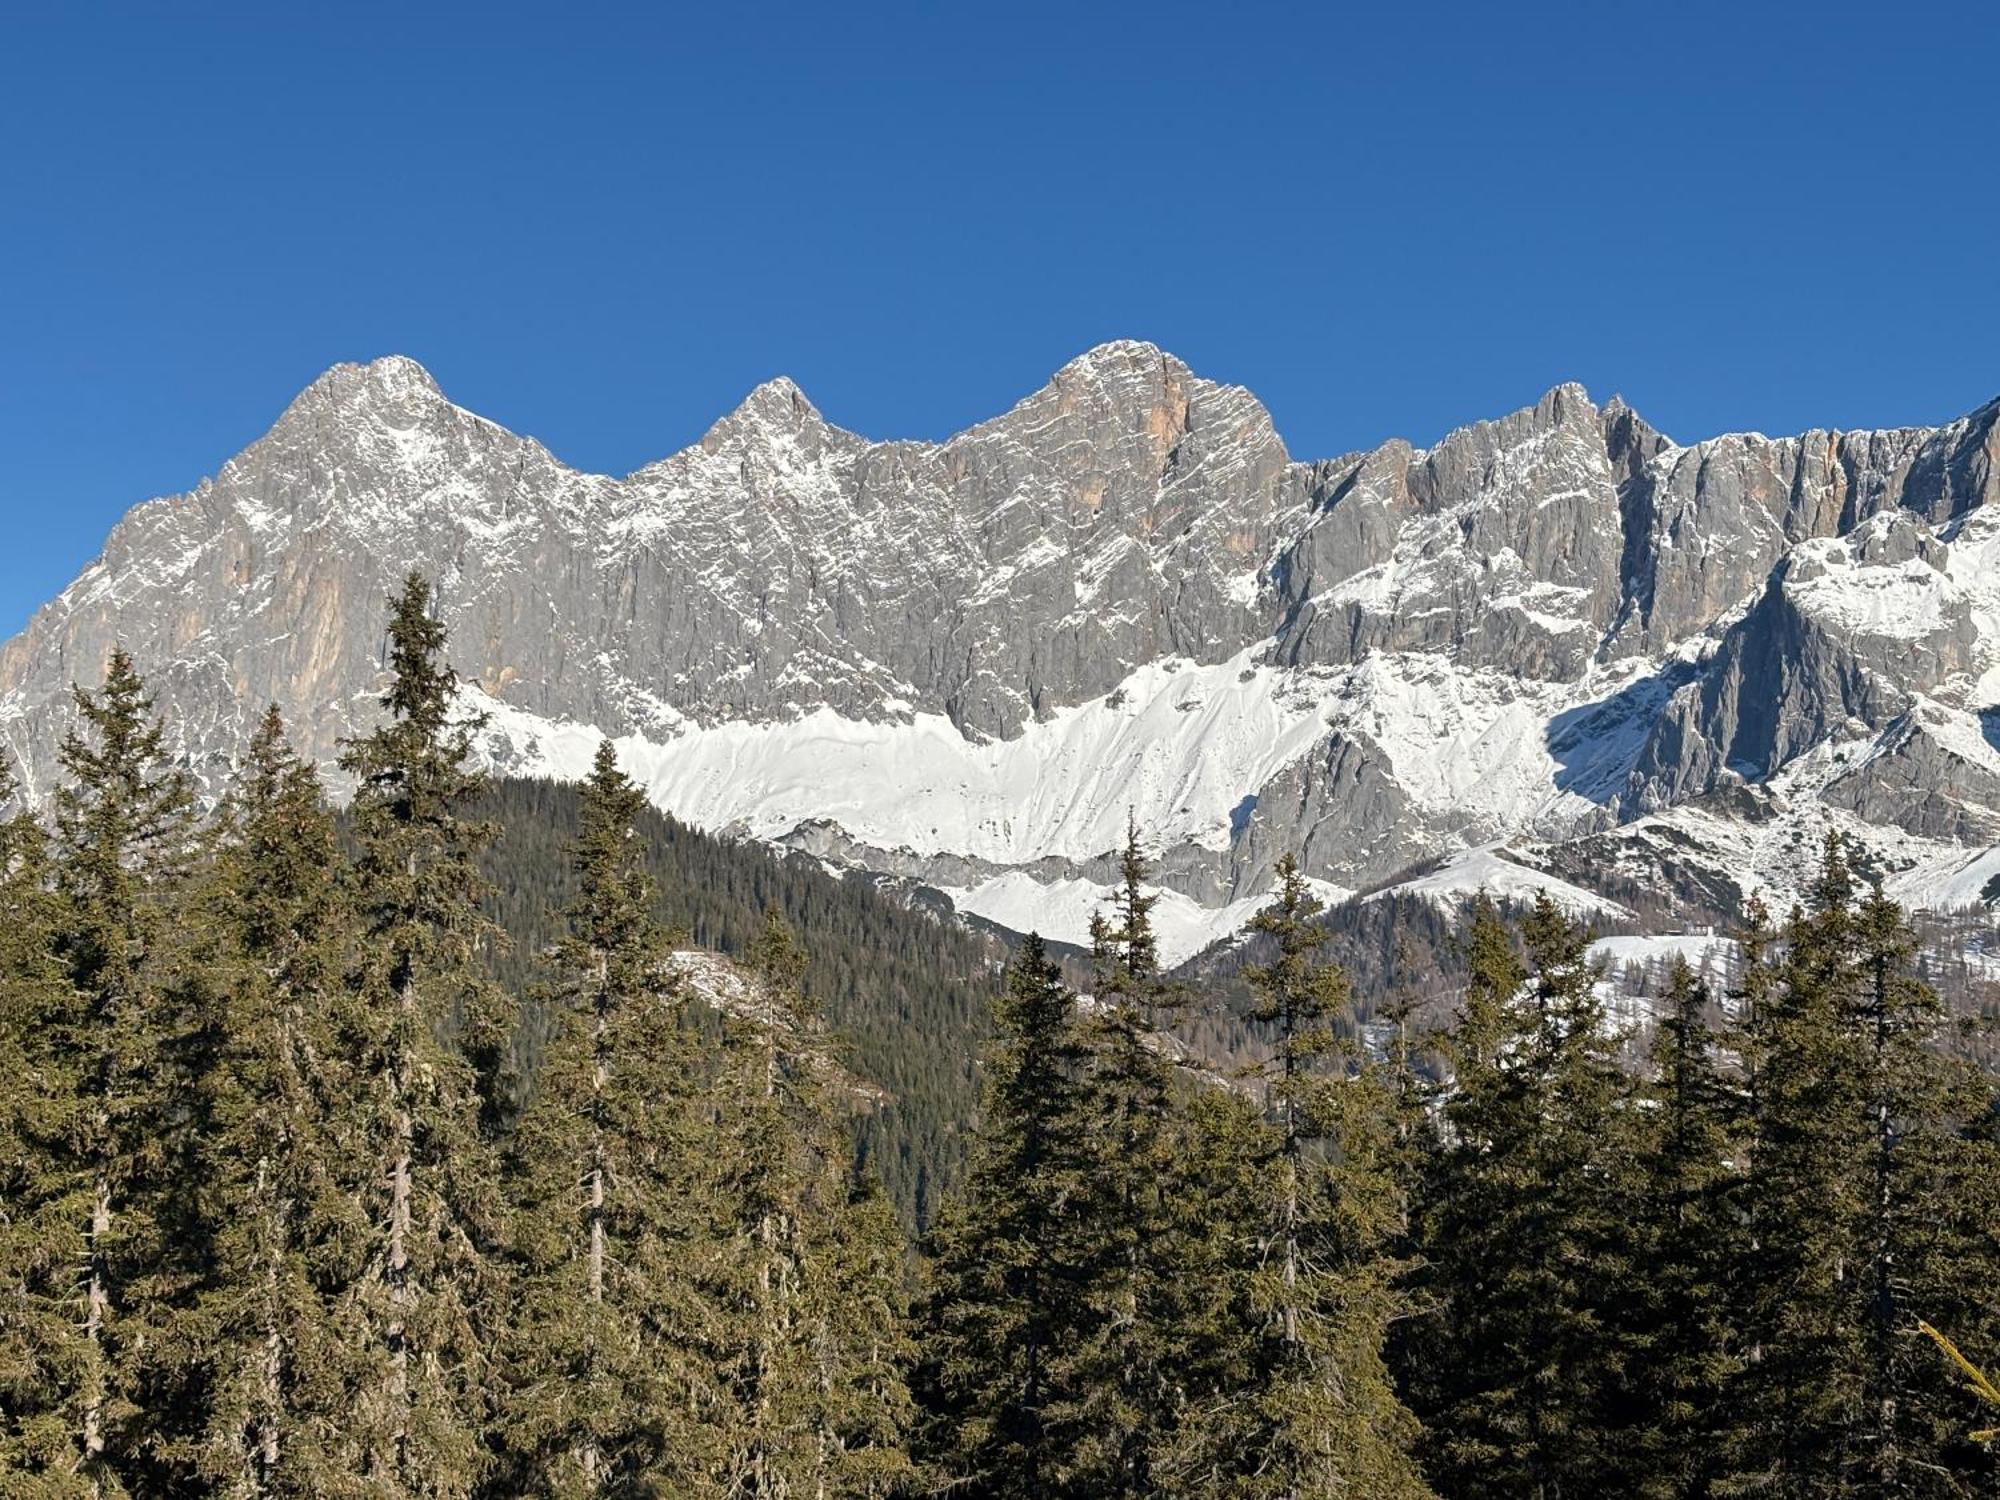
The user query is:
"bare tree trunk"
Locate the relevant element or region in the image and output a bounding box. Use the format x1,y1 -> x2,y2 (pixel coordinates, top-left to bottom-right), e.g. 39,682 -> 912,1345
1871,951 -> 1898,1489
82,1167 -> 110,1497
589,958 -> 608,1307
1280,1002 -> 1300,1500
751,1030 -> 778,1497
582,958 -> 608,1486
1281,1078 -> 1299,1354
257,1153 -> 284,1490
387,967 -> 415,1478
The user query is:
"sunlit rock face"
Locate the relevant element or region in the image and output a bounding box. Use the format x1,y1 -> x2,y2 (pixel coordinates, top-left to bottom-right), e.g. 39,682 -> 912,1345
5,344 -> 1998,941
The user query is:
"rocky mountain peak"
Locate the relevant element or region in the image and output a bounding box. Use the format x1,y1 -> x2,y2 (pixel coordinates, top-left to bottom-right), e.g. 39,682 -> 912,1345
240,353 -> 487,497
1036,340 -> 1200,432
10,352 -> 2000,944
701,374 -> 827,445
1052,337 -> 1172,378
1534,379 -> 1599,427
282,354 -> 447,424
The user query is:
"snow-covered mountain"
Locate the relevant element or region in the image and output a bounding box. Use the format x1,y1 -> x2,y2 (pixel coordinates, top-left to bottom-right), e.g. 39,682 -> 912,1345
4,343 -> 1998,957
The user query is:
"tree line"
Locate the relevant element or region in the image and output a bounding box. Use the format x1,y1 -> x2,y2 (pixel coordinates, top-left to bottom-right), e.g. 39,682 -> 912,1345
4,572 -> 2000,1496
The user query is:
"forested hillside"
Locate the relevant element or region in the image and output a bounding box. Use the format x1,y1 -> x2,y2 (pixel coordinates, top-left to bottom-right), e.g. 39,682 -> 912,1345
5,572 -> 2000,1497
457,778 -> 1001,1227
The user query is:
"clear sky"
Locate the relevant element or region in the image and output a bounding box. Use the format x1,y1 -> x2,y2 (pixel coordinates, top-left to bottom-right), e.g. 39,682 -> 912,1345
4,1 -> 1997,634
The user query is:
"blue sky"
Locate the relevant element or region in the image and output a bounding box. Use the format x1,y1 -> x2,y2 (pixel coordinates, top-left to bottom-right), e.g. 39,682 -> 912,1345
4,1 -> 1997,634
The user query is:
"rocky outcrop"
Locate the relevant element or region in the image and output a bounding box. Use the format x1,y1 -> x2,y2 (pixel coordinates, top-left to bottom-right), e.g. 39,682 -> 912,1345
1820,710 -> 2000,844
1632,510 -> 1979,808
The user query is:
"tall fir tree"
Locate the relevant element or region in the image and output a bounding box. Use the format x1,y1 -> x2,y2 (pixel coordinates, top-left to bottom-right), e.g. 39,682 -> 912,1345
1068,822 -> 1201,1496
183,706 -> 369,1497
709,908 -> 914,1498
1404,891 -> 1634,1499
1153,1080 -> 1267,1496
338,574 -> 512,1496
1729,838 -> 1874,1494
917,932 -> 1095,1497
1230,853 -> 1432,1500
797,1170 -> 919,1499
493,740 -> 725,1495
1730,837 -> 2000,1495
0,752 -> 95,1490
1850,881 -> 2000,1491
1399,894 -> 1527,1493
1515,890 -> 1638,1495
1618,956 -> 1746,1498
24,650 -> 200,1495
1038,821 -> 1275,1497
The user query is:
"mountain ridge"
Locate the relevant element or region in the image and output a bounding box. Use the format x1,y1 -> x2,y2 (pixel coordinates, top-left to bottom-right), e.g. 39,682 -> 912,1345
5,342 -> 1999,953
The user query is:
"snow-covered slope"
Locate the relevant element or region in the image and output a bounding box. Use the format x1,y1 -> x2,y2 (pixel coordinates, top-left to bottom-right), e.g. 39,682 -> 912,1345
3,344 -> 1999,945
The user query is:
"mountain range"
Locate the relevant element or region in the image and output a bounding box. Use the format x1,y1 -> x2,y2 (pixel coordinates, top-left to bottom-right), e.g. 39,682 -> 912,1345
5,341 -> 1999,959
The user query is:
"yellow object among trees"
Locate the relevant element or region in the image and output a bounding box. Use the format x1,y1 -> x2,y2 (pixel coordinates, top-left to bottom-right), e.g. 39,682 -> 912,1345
1919,1321 -> 2000,1444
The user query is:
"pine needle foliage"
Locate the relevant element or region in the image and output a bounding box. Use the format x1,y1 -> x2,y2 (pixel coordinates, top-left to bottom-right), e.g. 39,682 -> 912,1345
37,649 -> 200,1494
1066,824 -> 1209,1496
1405,891 -> 1635,1499
184,707 -> 373,1497
917,932 -> 1095,1497
0,752 -> 94,1492
15,598 -> 2000,1499
707,909 -> 916,1498
336,574 -> 512,1496
492,740 -> 724,1495
1228,853 -> 1432,1500
1726,836 -> 2000,1496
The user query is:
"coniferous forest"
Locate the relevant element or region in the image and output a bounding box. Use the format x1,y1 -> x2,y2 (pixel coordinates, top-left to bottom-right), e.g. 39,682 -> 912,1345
5,573 -> 2000,1498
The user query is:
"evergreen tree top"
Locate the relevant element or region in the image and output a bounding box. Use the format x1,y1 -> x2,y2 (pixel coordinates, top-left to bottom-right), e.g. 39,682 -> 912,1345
382,571 -> 460,734
1090,819 -> 1171,1020
1244,852 -> 1350,1057
999,932 -> 1073,1033
53,647 -> 198,919
749,904 -> 816,1023
1452,893 -> 1527,1074
56,646 -> 195,830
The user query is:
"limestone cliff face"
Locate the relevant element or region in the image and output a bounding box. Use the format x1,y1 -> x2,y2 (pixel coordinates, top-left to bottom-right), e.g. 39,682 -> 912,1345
4,346 -> 1999,917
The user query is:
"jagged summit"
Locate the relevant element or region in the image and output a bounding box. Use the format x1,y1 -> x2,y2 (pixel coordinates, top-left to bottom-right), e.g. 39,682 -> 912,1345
292,353 -> 446,411
1052,338 -> 1175,376
251,354 -> 476,478
700,374 -> 833,448
8,347 -> 2000,950
1538,380 -> 1597,420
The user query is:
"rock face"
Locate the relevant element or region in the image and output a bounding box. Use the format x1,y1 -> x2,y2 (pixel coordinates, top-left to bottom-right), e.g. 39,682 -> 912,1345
5,344 -> 2000,934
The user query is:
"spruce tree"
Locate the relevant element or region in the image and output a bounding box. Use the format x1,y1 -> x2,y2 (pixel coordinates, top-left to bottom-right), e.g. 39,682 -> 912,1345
1231,854 -> 1431,1499
710,908 -> 914,1497
918,932 -> 1095,1497
185,706 -> 368,1496
338,574 -> 511,1495
799,1171 -> 919,1498
1010,821 -> 1269,1498
1516,890 -> 1637,1495
493,740 -> 724,1495
14,649 -> 201,1494
1068,823 -> 1197,1496
1158,1081 -> 1267,1495
1850,881 -> 2000,1491
1729,839 -> 2000,1495
1729,839 -> 1874,1494
0,752 -> 94,1489
1619,956 -> 1745,1497
1400,894 -> 1528,1492
1404,891 -> 1633,1498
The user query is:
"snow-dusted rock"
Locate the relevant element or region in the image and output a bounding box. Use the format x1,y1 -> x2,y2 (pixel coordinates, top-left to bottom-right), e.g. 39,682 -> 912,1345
4,345 -> 2000,935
